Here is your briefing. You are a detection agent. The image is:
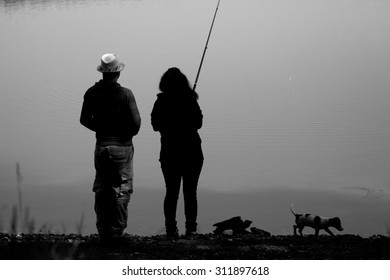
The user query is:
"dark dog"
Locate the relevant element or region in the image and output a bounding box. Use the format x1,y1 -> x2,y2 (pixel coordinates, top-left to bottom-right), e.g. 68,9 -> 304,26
290,204 -> 343,236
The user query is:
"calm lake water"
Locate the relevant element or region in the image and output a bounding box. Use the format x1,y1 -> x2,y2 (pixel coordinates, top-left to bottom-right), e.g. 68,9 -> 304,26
1,0 -> 390,237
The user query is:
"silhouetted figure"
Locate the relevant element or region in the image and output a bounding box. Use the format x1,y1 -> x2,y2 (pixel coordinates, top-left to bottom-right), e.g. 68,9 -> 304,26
151,67 -> 204,238
80,54 -> 141,242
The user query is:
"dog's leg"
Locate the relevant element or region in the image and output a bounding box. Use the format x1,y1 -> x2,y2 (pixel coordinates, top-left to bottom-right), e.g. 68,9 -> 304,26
298,227 -> 304,236
293,225 -> 297,236
325,228 -> 334,236
314,229 -> 320,237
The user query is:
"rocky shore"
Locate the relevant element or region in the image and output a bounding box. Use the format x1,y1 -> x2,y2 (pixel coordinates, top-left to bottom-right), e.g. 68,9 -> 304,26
1,233 -> 390,260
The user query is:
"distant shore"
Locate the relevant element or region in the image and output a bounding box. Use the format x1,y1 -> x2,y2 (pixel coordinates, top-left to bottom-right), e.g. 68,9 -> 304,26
1,233 -> 390,260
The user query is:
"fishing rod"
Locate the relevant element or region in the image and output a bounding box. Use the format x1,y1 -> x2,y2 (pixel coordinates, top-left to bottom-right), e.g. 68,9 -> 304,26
193,0 -> 221,91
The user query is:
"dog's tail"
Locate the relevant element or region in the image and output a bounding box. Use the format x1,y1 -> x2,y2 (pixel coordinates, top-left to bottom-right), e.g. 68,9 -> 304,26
290,203 -> 297,216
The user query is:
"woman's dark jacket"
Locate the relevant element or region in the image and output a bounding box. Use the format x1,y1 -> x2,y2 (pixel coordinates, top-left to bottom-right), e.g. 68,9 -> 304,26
151,92 -> 203,163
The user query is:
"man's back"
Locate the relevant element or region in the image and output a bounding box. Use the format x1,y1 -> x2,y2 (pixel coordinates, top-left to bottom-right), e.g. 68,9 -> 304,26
81,79 -> 141,146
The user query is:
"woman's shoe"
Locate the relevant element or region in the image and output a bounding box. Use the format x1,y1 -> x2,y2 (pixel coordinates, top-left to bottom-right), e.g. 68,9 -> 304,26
166,228 -> 179,239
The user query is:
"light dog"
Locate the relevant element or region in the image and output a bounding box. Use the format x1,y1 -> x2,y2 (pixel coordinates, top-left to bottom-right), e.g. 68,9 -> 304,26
290,204 -> 343,236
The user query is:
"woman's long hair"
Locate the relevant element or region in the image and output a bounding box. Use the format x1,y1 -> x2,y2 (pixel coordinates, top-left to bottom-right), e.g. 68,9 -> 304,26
159,67 -> 199,100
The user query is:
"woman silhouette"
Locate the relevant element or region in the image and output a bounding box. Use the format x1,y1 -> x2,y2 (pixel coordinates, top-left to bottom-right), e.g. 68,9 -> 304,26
151,67 -> 204,238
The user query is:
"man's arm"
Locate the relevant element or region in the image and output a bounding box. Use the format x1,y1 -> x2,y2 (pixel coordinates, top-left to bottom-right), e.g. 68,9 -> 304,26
80,96 -> 96,132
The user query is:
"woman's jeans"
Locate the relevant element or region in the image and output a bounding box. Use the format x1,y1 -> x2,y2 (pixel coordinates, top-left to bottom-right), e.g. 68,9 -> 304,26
161,158 -> 203,234
93,145 -> 133,239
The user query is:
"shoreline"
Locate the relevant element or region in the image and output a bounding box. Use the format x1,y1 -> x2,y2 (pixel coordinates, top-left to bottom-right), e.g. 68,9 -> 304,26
1,232 -> 390,260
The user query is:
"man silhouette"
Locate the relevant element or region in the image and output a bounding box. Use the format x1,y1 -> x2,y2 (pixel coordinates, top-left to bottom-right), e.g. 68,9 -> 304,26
80,54 -> 141,242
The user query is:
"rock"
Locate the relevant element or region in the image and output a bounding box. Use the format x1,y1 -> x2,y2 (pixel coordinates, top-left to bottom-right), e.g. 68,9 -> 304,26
0,237 -> 11,243
213,216 -> 252,234
250,227 -> 271,237
222,230 -> 234,236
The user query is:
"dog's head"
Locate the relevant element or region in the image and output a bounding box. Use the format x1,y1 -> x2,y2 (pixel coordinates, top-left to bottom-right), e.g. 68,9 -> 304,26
330,217 -> 343,231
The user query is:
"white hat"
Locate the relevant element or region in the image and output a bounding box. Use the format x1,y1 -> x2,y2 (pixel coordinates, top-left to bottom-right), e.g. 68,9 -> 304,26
97,53 -> 125,72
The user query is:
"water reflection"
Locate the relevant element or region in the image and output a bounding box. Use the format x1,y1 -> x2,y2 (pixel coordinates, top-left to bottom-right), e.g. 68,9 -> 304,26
0,0 -> 128,14
1,0 -> 390,193
1,0 -> 76,10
